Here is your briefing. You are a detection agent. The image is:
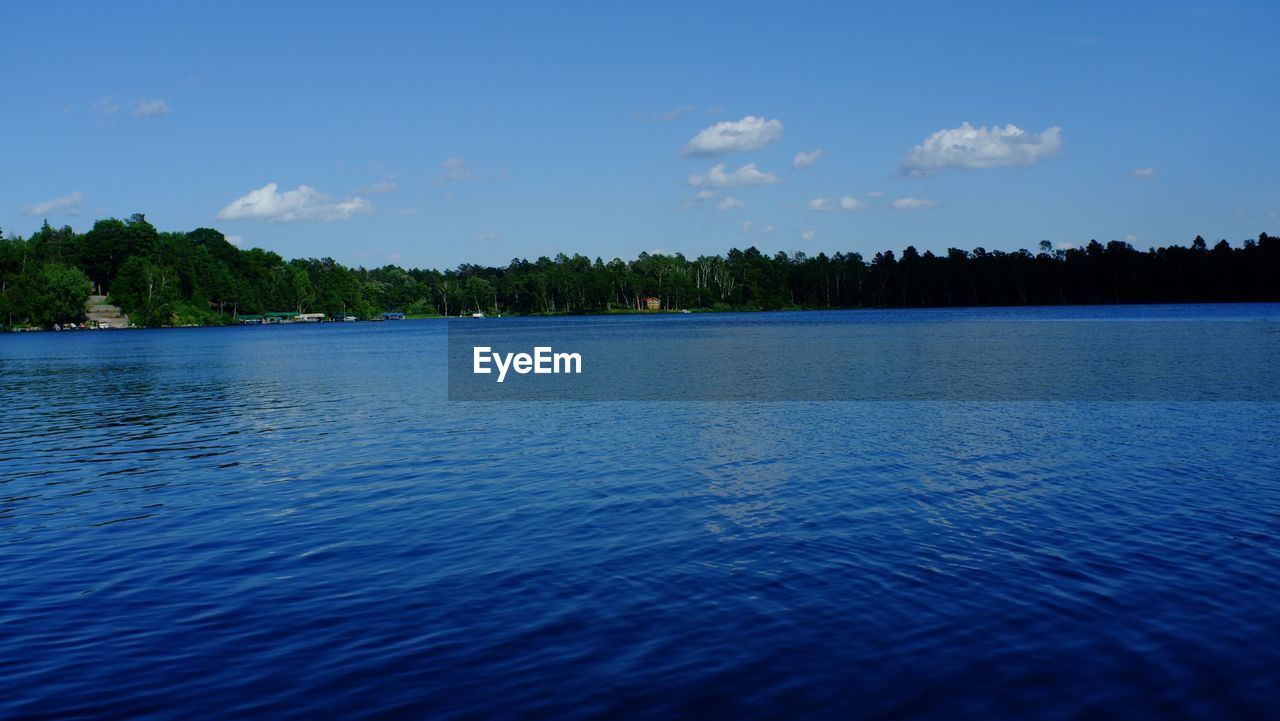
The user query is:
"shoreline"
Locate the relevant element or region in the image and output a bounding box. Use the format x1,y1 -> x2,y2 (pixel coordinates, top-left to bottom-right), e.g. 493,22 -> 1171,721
7,299 -> 1279,333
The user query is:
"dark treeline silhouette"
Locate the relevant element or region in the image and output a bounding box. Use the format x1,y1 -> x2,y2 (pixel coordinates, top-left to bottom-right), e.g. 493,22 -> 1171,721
1,214 -> 1277,327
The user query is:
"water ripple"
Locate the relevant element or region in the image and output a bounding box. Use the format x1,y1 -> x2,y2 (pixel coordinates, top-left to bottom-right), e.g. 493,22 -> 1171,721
1,315 -> 1279,719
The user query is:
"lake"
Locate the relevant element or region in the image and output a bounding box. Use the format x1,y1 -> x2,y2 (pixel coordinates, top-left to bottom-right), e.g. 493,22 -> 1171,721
2,305 -> 1278,720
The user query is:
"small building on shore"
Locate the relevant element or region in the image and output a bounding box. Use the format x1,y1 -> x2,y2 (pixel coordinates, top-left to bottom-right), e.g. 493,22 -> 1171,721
236,312 -> 301,324
643,296 -> 661,311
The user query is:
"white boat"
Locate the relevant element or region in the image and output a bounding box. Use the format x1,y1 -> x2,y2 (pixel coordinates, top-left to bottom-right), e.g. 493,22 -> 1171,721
471,311 -> 485,318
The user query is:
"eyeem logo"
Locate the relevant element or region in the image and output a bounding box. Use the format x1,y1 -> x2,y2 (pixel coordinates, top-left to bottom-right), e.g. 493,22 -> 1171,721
473,346 -> 583,383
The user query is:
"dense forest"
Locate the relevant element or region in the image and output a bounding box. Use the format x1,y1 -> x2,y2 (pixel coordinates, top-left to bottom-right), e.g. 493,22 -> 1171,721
1,214 -> 1277,328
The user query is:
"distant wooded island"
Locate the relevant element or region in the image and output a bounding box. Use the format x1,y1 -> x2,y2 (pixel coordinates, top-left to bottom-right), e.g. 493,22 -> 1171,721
1,214 -> 1277,329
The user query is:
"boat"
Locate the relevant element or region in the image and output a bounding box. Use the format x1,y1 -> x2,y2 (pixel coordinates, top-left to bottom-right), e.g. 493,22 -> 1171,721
471,311 -> 485,318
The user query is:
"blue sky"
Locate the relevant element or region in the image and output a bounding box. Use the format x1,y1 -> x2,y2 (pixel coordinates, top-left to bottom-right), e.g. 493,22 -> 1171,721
3,1 -> 1278,268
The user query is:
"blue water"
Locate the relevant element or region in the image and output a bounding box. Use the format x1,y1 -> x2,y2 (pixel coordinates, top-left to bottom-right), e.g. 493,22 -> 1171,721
2,305 -> 1278,720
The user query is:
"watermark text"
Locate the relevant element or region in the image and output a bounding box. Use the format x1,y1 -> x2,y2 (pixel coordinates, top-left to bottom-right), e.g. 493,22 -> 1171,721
473,346 -> 582,382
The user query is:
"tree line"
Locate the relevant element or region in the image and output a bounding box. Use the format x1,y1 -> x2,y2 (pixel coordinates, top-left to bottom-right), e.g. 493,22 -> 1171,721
1,214 -> 1277,328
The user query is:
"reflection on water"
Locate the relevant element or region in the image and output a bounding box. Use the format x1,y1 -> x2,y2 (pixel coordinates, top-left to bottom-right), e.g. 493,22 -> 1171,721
447,307 -> 1280,400
2,307 -> 1279,720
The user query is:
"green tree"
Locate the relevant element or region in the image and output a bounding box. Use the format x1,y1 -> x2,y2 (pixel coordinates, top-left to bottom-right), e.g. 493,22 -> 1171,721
291,265 -> 316,313
111,256 -> 178,326
464,276 -> 495,313
14,263 -> 92,327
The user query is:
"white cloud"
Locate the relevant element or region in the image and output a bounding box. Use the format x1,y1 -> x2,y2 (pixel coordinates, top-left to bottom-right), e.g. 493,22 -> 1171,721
431,158 -> 472,187
682,116 -> 783,156
400,208 -> 419,217
717,196 -> 744,211
809,196 -> 866,211
132,99 -> 171,118
793,148 -> 824,169
1124,234 -> 1139,243
654,105 -> 693,121
22,191 -> 82,216
688,162 -> 782,188
801,229 -> 816,241
892,197 -> 939,211
740,220 -> 753,232
356,179 -> 398,194
1130,167 -> 1156,179
760,224 -> 776,235
1056,242 -> 1076,251
225,235 -> 243,247
91,95 -> 120,116
682,189 -> 717,209
900,122 -> 1062,176
867,191 -> 884,198
216,182 -> 372,222
472,232 -> 501,242
1268,211 -> 1278,221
